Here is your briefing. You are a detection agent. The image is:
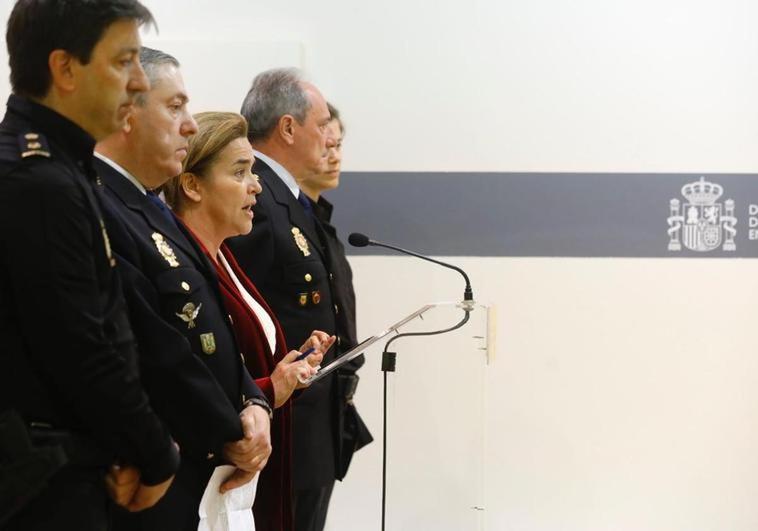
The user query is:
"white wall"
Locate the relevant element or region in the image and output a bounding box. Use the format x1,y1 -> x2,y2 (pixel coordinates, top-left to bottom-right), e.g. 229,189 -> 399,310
2,1 -> 757,529
349,257 -> 758,531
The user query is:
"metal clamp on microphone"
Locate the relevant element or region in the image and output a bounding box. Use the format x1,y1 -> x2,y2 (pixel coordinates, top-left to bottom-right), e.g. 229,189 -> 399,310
348,232 -> 475,310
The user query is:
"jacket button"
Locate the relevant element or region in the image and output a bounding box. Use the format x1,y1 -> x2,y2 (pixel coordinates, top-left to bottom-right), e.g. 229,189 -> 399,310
240,352 -> 246,363
336,336 -> 342,346
304,273 -> 312,282
181,281 -> 190,291
228,315 -> 234,325
334,304 -> 339,314
207,452 -> 215,460
329,273 -> 334,281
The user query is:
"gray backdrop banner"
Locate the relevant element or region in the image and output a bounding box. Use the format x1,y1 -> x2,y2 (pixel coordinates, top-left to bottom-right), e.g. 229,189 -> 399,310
323,172 -> 758,257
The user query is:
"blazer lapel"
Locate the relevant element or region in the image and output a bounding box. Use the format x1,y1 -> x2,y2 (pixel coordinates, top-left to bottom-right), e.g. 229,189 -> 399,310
255,159 -> 326,261
94,158 -> 212,273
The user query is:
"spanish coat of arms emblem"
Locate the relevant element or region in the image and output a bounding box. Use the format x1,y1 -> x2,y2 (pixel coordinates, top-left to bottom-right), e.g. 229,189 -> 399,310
667,177 -> 737,252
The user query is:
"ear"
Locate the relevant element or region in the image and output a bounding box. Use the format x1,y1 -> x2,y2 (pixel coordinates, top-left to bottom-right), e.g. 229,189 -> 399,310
180,172 -> 203,203
122,112 -> 134,134
277,114 -> 296,146
48,50 -> 77,93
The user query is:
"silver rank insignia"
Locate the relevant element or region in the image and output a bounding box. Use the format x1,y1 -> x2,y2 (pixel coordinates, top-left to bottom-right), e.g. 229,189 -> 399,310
19,132 -> 51,158
152,232 -> 179,267
200,332 -> 216,354
176,302 -> 202,329
291,227 -> 310,256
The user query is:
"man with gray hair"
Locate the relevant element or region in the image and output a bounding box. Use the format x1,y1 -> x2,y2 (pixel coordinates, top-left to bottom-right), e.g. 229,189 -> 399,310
227,68 -> 342,531
95,47 -> 272,530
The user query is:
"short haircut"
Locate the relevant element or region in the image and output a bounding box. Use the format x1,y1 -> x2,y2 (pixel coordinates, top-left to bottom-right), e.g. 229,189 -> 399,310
327,101 -> 345,136
240,67 -> 310,142
7,0 -> 155,99
163,112 -> 248,212
135,47 -> 180,105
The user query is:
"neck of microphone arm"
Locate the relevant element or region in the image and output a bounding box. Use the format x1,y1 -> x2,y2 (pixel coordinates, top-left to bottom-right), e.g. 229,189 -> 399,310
368,240 -> 474,302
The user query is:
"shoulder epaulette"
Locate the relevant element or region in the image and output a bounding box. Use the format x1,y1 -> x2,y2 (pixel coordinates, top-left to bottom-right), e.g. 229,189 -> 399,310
17,131 -> 51,159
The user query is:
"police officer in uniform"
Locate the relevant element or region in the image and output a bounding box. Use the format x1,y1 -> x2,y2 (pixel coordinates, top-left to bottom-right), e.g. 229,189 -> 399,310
297,103 -> 373,483
94,47 -> 272,530
0,2 -> 179,530
227,67 -> 355,531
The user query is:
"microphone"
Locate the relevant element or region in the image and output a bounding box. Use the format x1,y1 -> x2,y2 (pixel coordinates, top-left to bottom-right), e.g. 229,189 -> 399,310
348,232 -> 474,307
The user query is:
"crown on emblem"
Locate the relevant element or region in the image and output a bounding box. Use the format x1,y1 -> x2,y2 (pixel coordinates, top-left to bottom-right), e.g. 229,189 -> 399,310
681,177 -> 723,205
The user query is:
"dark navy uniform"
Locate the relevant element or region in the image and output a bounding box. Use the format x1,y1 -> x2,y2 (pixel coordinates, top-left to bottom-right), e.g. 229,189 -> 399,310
310,196 -> 371,481
0,95 -> 179,530
227,158 -> 366,530
94,157 -> 268,530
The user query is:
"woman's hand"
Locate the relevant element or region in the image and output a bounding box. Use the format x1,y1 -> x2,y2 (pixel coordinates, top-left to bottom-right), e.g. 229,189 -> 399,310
299,330 -> 335,368
270,350 -> 319,407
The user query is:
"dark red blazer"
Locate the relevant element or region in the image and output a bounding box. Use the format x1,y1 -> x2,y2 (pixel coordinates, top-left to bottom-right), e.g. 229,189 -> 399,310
204,241 -> 294,531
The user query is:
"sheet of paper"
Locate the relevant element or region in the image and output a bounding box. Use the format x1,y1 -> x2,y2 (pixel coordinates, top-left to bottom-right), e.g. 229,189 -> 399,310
198,465 -> 258,531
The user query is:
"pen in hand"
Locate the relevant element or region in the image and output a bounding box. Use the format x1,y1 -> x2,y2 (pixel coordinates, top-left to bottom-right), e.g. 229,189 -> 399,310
295,347 -> 315,362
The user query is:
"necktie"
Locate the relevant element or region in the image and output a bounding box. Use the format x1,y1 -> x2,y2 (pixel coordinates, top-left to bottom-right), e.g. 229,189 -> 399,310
297,191 -> 314,218
146,190 -> 176,225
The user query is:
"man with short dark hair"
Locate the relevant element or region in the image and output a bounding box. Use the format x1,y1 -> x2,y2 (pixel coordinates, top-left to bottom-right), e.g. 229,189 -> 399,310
95,47 -> 273,530
0,2 -> 179,529
227,67 -> 346,531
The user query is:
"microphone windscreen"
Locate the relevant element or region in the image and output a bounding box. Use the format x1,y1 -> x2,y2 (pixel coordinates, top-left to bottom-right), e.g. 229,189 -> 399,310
348,233 -> 370,247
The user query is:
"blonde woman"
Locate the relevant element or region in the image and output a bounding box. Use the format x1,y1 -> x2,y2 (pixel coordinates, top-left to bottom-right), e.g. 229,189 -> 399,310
164,112 -> 333,531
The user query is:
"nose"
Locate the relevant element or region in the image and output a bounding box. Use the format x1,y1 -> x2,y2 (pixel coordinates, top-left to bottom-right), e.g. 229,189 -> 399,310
249,174 -> 262,195
129,59 -> 150,94
325,135 -> 336,149
181,113 -> 199,137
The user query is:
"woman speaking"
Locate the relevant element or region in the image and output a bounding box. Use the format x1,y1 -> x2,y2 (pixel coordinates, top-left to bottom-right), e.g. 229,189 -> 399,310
163,111 -> 333,531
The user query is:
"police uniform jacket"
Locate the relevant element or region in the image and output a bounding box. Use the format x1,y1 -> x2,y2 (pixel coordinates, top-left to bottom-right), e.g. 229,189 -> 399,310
310,196 -> 372,479
311,196 -> 360,361
94,158 -> 267,527
227,158 -> 339,489
0,96 -> 179,484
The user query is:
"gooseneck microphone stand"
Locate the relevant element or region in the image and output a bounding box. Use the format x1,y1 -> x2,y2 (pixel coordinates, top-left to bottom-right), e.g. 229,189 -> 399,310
348,233 -> 475,531
348,232 -> 474,305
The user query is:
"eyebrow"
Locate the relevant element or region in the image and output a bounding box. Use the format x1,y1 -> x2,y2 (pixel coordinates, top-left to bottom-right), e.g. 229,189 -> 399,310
233,158 -> 253,166
166,92 -> 189,104
118,46 -> 141,56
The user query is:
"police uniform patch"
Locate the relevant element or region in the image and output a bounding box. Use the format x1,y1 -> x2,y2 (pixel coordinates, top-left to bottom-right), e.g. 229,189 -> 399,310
200,332 -> 216,354
298,293 -> 308,306
152,232 -> 179,267
18,131 -> 51,158
291,227 -> 310,256
176,302 -> 201,329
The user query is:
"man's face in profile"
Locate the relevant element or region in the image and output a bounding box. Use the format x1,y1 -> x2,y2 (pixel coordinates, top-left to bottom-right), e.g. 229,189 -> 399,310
291,83 -> 332,180
72,18 -> 149,140
129,64 -> 197,187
